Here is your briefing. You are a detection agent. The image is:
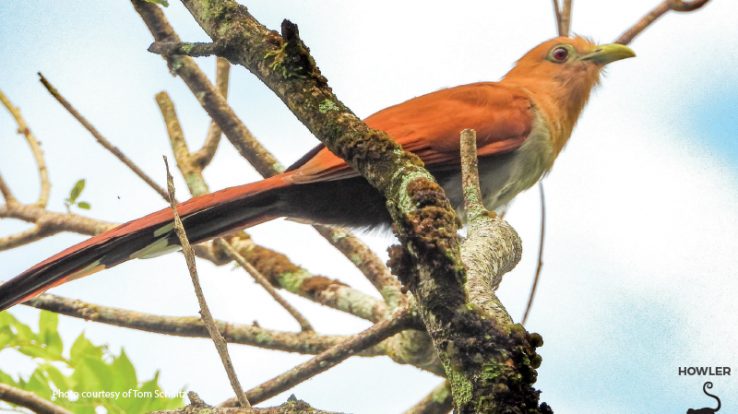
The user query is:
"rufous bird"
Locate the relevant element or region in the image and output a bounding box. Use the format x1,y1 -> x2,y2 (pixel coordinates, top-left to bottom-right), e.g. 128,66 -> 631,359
0,36 -> 634,311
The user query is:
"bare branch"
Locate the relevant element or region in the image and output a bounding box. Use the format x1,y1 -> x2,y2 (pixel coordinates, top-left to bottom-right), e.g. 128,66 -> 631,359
0,173 -> 15,203
23,292 -> 375,355
402,381 -> 452,414
0,89 -> 50,207
38,73 -> 172,202
0,223 -> 53,250
616,0 -> 711,45
0,202 -> 115,251
459,129 -> 520,324
551,0 -> 563,36
669,0 -> 710,12
216,239 -> 314,332
165,156 -> 251,409
193,57 -> 231,168
522,183 -> 546,326
133,1 -> 284,177
0,383 -> 72,414
560,0 -> 573,36
221,307 -> 415,407
551,0 -> 572,36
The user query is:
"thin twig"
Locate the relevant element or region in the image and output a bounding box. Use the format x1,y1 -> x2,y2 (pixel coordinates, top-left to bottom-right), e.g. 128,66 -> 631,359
0,383 -> 72,414
0,172 -> 16,204
0,89 -> 50,207
551,0 -> 563,36
402,381 -> 452,414
560,0 -> 573,36
38,73 -> 172,202
522,183 -> 546,326
148,41 -> 226,58
216,239 -> 314,332
193,57 -> 231,168
615,0 -> 711,45
23,292 -> 381,355
220,307 -> 414,407
156,91 -> 313,331
0,202 -> 114,251
154,398 -> 341,414
164,156 -> 251,409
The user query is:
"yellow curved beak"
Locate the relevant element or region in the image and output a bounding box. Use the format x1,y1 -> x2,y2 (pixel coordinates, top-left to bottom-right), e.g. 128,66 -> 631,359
580,43 -> 636,65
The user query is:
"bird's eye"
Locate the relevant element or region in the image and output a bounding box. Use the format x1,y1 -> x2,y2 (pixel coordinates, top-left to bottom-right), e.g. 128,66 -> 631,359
551,46 -> 569,62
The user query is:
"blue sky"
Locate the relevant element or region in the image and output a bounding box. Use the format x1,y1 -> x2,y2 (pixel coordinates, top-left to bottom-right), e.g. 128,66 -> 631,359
1,1 -> 738,413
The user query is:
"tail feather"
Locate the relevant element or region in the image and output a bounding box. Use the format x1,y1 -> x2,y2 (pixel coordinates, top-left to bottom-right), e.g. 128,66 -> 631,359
0,174 -> 291,311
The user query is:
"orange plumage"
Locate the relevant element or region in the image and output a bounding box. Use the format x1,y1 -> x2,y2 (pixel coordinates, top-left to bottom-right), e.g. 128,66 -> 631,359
0,36 -> 634,310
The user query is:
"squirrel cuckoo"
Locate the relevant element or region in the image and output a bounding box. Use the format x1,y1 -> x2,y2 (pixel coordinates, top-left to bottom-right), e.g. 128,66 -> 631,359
0,36 -> 634,311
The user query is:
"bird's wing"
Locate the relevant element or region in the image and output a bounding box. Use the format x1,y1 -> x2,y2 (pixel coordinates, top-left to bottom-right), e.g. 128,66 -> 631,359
288,82 -> 534,183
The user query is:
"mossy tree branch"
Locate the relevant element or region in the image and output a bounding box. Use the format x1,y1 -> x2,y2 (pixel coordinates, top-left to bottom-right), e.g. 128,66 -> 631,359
176,1 -> 548,411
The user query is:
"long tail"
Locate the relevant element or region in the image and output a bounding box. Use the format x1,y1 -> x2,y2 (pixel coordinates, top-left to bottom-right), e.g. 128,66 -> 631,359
0,174 -> 292,311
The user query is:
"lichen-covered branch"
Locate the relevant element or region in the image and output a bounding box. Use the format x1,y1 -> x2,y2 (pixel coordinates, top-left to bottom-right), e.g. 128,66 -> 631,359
177,2 -> 547,411
132,0 -> 283,177
148,40 -> 227,57
0,89 -> 50,207
0,383 -> 72,414
402,381 -> 452,414
312,224 -> 405,308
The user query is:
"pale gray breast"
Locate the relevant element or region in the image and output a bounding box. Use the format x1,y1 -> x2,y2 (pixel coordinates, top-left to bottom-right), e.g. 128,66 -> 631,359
440,118 -> 554,215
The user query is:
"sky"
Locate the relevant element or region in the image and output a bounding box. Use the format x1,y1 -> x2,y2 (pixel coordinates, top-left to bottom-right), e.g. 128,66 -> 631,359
1,1 -> 737,413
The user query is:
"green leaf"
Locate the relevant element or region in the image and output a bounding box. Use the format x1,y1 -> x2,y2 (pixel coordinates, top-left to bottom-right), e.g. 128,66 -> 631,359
40,363 -> 70,392
38,311 -> 64,356
17,344 -> 53,359
111,350 -> 137,390
0,311 -> 14,327
69,333 -> 103,364
8,315 -> 36,341
0,326 -> 14,349
0,369 -> 18,387
39,311 -> 58,336
25,368 -> 53,400
68,179 -> 86,204
77,201 -> 91,210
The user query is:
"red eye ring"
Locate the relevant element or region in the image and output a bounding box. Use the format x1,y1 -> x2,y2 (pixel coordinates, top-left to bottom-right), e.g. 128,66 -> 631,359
552,46 -> 569,62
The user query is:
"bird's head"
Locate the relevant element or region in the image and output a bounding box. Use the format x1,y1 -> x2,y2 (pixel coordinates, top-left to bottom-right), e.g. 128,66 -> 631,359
503,36 -> 635,149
